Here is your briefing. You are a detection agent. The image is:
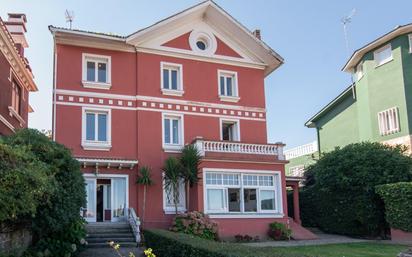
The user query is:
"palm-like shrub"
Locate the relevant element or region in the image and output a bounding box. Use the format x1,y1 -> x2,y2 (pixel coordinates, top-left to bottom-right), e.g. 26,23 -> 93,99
163,157 -> 183,215
136,166 -> 153,226
180,145 -> 201,209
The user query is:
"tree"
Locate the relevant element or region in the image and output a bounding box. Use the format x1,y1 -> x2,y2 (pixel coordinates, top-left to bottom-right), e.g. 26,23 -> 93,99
180,145 -> 201,210
302,142 -> 412,237
163,157 -> 183,215
136,166 -> 153,227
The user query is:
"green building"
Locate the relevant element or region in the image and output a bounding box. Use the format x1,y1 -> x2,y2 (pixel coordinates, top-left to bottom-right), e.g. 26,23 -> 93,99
284,141 -> 318,177
306,23 -> 412,153
287,23 -> 412,174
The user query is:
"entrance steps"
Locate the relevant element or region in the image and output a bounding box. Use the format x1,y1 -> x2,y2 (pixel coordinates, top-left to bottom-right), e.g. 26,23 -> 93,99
86,222 -> 137,248
288,218 -> 318,240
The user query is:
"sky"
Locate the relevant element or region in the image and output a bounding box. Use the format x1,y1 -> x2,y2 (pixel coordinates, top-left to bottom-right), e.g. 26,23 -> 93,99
2,0 -> 412,149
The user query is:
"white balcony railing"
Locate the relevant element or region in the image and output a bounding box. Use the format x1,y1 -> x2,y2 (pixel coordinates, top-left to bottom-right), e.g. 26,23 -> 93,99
284,141 -> 318,160
193,138 -> 285,160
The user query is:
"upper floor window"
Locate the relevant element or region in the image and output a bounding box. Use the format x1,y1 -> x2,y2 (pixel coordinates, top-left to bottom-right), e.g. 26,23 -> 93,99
374,44 -> 392,67
288,165 -> 305,177
162,113 -> 184,151
82,53 -> 111,89
204,171 -> 282,215
11,81 -> 21,115
82,108 -> 111,150
220,118 -> 240,141
378,107 -> 400,136
409,34 -> 412,53
161,62 -> 183,96
218,70 -> 239,102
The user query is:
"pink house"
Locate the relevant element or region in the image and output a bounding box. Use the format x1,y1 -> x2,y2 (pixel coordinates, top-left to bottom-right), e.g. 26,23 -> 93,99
50,1 -> 311,239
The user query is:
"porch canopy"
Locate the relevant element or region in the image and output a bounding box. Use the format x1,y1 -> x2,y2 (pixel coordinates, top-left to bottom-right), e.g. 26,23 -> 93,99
76,157 -> 138,170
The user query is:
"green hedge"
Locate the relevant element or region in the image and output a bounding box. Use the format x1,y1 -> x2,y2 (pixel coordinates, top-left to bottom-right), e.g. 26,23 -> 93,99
301,142 -> 412,237
144,229 -> 304,257
376,182 -> 412,232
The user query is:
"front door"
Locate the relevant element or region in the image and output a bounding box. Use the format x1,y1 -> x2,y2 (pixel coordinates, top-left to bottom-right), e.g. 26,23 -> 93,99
111,178 -> 127,222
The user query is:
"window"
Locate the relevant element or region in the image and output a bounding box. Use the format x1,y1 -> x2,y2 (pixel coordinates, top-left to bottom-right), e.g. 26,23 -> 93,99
374,44 -> 392,66
161,62 -> 183,96
11,81 -> 21,114
218,70 -> 239,102
82,108 -> 111,150
378,107 -> 400,136
163,177 -> 186,214
409,34 -> 412,53
204,171 -> 282,216
162,113 -> 184,151
189,30 -> 217,55
220,119 -> 240,141
82,54 -> 111,89
355,62 -> 363,81
288,165 -> 305,177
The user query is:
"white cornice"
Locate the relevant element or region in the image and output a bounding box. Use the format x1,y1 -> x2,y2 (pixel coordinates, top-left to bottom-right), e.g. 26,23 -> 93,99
0,22 -> 37,91
0,114 -> 15,132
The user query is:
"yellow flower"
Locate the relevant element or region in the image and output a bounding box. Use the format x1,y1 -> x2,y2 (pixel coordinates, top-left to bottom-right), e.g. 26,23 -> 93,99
114,244 -> 120,250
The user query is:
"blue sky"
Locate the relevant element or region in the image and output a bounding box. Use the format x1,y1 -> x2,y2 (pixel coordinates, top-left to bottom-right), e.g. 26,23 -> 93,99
2,0 -> 412,149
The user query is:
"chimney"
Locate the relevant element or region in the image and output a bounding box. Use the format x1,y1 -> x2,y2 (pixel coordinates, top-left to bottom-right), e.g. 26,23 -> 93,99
4,13 -> 28,57
252,29 -> 261,40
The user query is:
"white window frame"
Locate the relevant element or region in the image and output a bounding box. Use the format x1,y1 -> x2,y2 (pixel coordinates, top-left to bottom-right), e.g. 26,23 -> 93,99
373,44 -> 393,67
81,107 -> 112,151
160,62 -> 184,96
218,70 -> 240,103
409,34 -> 412,53
378,107 -> 400,136
162,174 -> 186,214
219,118 -> 240,141
82,53 -> 111,89
203,169 -> 283,218
162,113 -> 184,152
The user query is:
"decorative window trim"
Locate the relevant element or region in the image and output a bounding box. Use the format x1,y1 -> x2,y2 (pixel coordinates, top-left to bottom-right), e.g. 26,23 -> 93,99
8,106 -> 25,126
218,70 -> 240,103
378,107 -> 400,136
82,53 -> 112,89
202,169 -> 283,217
160,62 -> 184,96
373,44 -> 393,67
219,118 -> 240,141
81,107 -> 112,151
161,112 -> 184,152
162,173 -> 186,214
189,30 -> 217,55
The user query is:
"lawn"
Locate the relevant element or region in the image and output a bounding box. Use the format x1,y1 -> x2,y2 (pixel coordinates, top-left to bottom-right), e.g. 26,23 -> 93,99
269,242 -> 408,257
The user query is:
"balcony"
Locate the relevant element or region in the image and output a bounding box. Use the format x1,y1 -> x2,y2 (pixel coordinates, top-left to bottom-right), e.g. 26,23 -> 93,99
284,141 -> 318,160
193,137 -> 285,160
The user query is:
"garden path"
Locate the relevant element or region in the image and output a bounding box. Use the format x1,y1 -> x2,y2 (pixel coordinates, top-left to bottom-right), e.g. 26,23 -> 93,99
78,247 -> 143,257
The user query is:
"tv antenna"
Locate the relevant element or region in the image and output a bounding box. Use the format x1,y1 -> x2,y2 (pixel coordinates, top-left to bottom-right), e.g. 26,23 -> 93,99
65,10 -> 75,29
341,8 -> 356,56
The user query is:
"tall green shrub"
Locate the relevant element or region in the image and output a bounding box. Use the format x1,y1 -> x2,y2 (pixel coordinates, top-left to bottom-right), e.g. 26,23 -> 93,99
376,182 -> 412,232
3,129 -> 87,256
302,142 -> 412,237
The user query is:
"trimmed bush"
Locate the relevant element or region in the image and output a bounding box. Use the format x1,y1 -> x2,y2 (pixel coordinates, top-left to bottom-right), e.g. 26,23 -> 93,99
268,222 -> 291,240
144,229 -> 301,257
302,142 -> 412,237
376,182 -> 412,232
170,211 -> 218,240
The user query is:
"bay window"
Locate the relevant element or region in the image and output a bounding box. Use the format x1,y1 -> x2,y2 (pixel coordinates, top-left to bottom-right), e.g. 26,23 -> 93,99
204,171 -> 282,216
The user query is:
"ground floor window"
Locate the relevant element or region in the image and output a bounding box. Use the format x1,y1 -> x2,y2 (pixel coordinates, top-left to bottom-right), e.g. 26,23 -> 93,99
163,177 -> 186,214
204,171 -> 282,215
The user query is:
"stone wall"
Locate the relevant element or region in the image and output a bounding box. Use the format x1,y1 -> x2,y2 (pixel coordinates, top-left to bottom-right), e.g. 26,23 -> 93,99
0,228 -> 31,256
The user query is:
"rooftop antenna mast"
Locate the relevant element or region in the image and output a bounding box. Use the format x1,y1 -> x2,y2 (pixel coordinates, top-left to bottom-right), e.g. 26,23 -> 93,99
341,8 -> 356,57
65,10 -> 74,29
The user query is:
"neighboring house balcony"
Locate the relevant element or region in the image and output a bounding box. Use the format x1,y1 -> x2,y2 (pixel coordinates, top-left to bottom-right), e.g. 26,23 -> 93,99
193,137 -> 286,162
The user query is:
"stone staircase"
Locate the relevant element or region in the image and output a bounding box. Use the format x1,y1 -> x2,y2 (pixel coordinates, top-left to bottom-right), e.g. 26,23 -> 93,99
86,222 -> 137,248
288,218 -> 318,240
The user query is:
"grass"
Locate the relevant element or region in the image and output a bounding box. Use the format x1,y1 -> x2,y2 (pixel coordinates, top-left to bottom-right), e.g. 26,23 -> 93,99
267,242 -> 408,257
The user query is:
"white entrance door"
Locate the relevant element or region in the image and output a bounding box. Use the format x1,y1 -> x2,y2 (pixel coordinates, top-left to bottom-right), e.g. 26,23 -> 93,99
111,178 -> 127,222
84,179 -> 97,222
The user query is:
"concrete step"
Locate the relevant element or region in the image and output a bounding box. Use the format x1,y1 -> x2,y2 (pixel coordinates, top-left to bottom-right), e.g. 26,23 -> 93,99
87,237 -> 135,243
87,232 -> 134,238
87,228 -> 133,234
288,218 -> 318,240
87,242 -> 137,248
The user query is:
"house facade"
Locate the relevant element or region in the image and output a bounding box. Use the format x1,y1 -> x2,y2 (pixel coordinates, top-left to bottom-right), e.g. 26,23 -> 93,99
306,23 -> 412,154
50,1 -> 313,238
0,13 -> 37,135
